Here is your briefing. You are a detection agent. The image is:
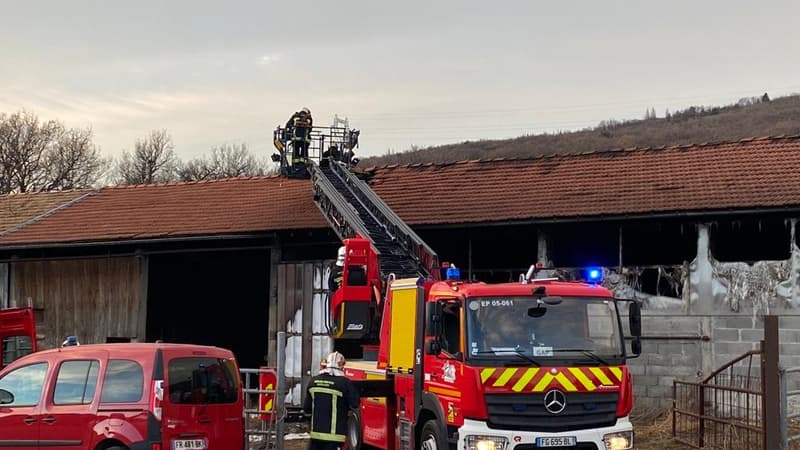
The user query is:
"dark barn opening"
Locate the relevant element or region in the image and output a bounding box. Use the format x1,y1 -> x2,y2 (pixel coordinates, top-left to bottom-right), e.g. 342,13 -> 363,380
622,220 -> 697,266
710,216 -> 791,262
146,249 -> 270,369
550,222 -> 620,268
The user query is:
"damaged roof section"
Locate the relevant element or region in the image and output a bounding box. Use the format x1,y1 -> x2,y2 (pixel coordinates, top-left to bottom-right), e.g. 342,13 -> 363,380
366,135 -> 800,225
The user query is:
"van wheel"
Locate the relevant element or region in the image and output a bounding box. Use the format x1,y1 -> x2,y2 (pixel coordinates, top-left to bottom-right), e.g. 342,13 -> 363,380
420,420 -> 444,450
347,409 -> 362,450
105,447 -> 128,450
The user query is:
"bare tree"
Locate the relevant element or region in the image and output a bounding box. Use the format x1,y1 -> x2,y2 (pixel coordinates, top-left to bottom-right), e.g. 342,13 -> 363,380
44,127 -> 109,191
0,110 -> 106,193
115,129 -> 178,185
177,143 -> 266,181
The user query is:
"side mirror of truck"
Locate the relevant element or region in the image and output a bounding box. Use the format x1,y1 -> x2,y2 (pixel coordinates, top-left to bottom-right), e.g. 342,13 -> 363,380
629,301 -> 642,337
631,338 -> 642,357
425,302 -> 442,337
426,339 -> 442,356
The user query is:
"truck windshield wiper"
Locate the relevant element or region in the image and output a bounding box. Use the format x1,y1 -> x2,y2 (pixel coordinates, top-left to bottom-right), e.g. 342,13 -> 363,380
470,350 -> 540,367
551,349 -> 610,366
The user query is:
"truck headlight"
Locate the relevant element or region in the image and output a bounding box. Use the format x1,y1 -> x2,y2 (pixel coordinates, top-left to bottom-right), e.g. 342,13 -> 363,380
603,431 -> 633,450
465,435 -> 508,450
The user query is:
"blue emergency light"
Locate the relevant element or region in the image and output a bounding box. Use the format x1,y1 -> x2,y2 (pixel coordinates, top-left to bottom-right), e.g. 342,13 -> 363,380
585,267 -> 603,283
446,265 -> 461,280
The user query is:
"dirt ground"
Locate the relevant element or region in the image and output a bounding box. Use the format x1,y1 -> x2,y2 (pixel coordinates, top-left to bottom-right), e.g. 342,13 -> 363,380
270,414 -> 692,450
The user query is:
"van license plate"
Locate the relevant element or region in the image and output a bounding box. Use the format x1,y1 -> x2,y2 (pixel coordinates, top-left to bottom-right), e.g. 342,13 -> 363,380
172,439 -> 206,450
535,436 -> 577,447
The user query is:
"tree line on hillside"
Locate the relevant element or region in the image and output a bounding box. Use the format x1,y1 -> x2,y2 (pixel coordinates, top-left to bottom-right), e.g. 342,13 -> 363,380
0,110 -> 274,194
363,93 -> 800,167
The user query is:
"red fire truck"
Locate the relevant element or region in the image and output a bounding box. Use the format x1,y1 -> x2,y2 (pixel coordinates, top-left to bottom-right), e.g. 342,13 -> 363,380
277,124 -> 644,450
332,237 -> 641,450
0,307 -> 37,371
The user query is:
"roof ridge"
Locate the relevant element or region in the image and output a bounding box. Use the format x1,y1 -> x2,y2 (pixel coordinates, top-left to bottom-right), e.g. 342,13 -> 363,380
0,188 -> 93,198
363,134 -> 800,171
103,174 -> 282,190
0,191 -> 97,238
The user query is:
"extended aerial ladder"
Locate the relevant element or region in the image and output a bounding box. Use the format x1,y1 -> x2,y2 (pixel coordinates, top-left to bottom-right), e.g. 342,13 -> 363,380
272,123 -> 440,339
272,123 -> 440,281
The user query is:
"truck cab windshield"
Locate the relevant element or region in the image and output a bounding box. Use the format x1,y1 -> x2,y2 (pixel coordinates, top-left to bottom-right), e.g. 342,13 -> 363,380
465,296 -> 624,365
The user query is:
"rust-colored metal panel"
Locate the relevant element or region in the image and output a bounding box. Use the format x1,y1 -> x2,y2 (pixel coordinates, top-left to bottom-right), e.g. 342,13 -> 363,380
11,257 -> 141,349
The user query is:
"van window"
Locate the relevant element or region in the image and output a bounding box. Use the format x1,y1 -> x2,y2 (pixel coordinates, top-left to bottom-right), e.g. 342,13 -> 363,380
100,359 -> 144,403
2,335 -> 34,366
167,357 -> 238,404
0,362 -> 48,406
54,360 -> 100,405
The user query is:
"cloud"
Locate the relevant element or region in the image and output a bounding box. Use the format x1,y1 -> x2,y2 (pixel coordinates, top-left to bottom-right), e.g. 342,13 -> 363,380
256,54 -> 282,66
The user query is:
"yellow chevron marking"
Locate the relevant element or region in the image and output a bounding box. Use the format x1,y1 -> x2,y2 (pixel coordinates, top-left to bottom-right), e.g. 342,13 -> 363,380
590,367 -> 614,385
265,399 -> 273,411
481,368 -> 496,384
533,373 -> 554,392
569,368 -> 597,391
493,368 -> 518,387
512,368 -> 539,392
554,373 -> 577,392
609,367 -> 623,382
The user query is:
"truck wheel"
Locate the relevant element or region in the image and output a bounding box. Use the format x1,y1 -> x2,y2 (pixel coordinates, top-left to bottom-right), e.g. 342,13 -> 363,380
347,409 -> 362,450
420,420 -> 444,450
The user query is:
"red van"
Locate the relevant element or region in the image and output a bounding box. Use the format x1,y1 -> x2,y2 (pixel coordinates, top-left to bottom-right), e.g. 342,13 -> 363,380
0,343 -> 244,450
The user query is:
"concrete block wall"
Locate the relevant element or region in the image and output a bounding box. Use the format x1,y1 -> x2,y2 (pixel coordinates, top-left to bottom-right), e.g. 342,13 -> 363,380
628,313 -> 800,414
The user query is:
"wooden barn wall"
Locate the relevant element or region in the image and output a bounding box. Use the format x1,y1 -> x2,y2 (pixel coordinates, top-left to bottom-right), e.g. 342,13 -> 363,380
11,257 -> 142,349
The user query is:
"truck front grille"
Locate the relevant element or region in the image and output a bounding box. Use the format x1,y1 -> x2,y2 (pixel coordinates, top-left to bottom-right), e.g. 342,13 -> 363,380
485,392 -> 618,432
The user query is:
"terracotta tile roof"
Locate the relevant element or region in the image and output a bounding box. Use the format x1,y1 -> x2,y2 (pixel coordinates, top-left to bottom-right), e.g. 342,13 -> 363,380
366,135 -> 800,225
0,177 -> 326,245
0,135 -> 798,246
0,190 -> 91,234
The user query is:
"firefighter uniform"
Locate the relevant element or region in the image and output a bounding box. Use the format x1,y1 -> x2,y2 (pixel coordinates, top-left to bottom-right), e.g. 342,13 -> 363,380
286,108 -> 313,164
303,368 -> 360,450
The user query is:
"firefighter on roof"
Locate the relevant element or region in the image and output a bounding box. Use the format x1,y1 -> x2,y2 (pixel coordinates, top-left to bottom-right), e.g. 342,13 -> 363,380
285,107 -> 313,165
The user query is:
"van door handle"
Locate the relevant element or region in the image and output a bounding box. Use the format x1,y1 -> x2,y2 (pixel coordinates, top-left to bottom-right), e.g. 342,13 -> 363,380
23,417 -> 37,425
198,417 -> 212,424
42,417 -> 56,424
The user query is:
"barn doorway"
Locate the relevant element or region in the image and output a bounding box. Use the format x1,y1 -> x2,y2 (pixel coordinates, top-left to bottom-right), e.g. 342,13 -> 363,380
146,249 -> 270,369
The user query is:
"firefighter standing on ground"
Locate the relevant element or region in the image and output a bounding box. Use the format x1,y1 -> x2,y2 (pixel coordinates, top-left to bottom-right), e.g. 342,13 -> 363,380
304,351 -> 360,450
286,107 -> 313,164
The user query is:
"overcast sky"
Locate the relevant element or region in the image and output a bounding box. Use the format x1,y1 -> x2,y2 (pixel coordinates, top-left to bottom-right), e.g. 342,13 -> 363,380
1,0 -> 798,161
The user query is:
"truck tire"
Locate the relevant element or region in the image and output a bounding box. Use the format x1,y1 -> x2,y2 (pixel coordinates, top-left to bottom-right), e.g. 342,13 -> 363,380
420,420 -> 444,450
347,409 -> 362,450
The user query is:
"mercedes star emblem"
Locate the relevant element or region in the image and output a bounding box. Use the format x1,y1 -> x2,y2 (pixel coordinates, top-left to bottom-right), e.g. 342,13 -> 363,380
543,389 -> 567,414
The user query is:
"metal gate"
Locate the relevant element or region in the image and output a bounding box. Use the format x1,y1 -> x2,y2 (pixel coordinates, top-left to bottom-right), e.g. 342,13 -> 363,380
673,316 -> 782,450
242,331 -> 288,450
781,366 -> 800,449
673,349 -> 764,449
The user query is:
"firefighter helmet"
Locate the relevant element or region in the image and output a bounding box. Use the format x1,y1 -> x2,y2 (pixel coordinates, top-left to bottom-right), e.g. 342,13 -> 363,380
336,246 -> 346,267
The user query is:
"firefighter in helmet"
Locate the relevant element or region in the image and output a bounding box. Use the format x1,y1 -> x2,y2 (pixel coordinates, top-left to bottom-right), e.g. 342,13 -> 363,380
304,351 -> 360,450
285,107 -> 313,165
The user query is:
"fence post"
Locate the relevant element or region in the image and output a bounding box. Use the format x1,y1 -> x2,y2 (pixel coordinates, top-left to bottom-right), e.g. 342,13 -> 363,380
698,384 -> 705,448
275,331 -> 287,450
763,315 -> 780,450
782,368 -> 788,450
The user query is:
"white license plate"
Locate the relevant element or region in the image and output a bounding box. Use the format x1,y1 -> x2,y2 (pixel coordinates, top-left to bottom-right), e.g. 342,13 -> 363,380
172,439 -> 206,450
535,436 -> 577,447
